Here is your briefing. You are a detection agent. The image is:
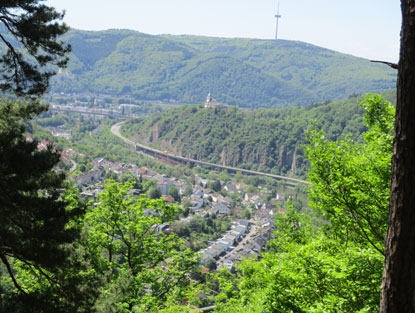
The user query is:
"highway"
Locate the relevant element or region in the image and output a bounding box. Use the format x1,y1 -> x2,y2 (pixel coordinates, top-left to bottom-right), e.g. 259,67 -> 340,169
110,122 -> 310,185
49,104 -> 127,118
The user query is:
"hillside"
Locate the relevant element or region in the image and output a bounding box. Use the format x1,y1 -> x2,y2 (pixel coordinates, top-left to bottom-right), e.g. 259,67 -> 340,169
121,92 -> 395,177
50,29 -> 396,108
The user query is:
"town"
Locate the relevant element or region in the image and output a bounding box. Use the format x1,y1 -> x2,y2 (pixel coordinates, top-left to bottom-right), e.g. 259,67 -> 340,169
68,152 -> 289,272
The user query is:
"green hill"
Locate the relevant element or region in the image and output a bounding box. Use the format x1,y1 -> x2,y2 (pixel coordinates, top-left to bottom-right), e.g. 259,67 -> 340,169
50,29 -> 396,108
120,91 -> 395,177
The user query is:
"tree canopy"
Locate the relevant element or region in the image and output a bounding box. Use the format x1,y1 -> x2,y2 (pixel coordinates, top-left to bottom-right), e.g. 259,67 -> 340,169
0,0 -> 70,96
0,99 -> 90,312
305,94 -> 394,254
0,2 -> 76,311
213,94 -> 394,312
82,181 -> 198,312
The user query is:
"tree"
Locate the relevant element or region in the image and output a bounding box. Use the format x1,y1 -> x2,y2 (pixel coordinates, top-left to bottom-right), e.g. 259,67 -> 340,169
83,181 -> 198,312
148,186 -> 162,199
215,205 -> 383,313
0,1 -> 71,96
305,94 -> 394,254
218,170 -> 230,182
168,185 -> 181,202
121,170 -> 142,191
183,184 -> 193,197
379,1 -> 415,311
0,99 -> 91,311
214,95 -> 393,312
209,180 -> 221,192
0,2 -> 79,311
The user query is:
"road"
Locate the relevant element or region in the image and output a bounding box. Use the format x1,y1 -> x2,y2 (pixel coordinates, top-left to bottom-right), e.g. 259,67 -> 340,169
69,159 -> 77,173
50,104 -> 127,118
110,122 -> 310,185
216,221 -> 259,266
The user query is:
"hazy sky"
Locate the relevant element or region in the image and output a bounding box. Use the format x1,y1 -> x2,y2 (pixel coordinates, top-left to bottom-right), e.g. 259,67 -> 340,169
47,0 -> 401,62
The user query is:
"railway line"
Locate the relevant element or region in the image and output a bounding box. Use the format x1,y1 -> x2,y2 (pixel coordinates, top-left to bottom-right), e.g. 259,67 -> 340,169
110,122 -> 310,185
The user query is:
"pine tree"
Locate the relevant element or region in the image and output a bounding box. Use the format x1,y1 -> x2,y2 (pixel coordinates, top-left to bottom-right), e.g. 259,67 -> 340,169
0,1 -> 71,97
0,2 -> 93,312
0,99 -> 98,312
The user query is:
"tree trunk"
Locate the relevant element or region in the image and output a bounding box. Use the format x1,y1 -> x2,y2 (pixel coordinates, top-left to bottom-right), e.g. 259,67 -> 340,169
379,1 -> 415,312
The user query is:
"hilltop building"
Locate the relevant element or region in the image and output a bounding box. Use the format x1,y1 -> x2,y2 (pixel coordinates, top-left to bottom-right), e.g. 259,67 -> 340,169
204,93 -> 227,108
204,93 -> 218,108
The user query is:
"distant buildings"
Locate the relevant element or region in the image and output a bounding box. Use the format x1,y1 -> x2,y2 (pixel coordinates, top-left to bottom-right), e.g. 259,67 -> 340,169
204,93 -> 217,108
204,93 -> 227,108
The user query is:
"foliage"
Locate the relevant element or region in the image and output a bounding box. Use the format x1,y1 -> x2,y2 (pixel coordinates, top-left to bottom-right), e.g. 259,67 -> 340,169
213,94 -> 393,312
0,3 -> 70,96
148,186 -> 162,199
82,181 -> 199,312
171,215 -> 231,251
50,29 -> 396,108
0,98 -> 91,311
69,121 -> 144,164
121,93 -> 378,176
305,94 -> 394,254
214,206 -> 383,313
168,185 -> 181,202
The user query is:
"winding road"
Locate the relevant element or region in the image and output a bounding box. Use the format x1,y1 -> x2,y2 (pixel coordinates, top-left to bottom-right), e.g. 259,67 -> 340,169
110,122 -> 310,185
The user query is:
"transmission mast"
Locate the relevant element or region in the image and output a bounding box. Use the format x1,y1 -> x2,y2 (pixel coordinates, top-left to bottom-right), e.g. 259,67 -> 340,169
274,1 -> 282,40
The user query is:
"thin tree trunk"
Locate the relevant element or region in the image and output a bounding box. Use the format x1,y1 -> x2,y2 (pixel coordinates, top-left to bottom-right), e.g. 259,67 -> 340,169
379,1 -> 415,312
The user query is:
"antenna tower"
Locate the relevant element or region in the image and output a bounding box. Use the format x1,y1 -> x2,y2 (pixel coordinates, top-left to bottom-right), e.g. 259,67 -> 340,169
274,1 -> 281,40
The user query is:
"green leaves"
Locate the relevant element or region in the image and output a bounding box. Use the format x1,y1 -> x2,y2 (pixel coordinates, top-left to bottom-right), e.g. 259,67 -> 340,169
82,181 -> 199,312
122,93 -> 371,176
213,94 -> 393,312
215,235 -> 383,313
305,94 -> 394,254
0,1 -> 71,96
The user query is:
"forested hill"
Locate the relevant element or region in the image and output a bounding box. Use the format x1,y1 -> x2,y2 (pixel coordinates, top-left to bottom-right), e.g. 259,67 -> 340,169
50,28 -> 396,108
121,91 -> 395,177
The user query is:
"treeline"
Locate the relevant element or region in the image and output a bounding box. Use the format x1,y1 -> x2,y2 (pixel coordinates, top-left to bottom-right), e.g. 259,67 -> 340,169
50,29 -> 396,108
121,91 -> 395,176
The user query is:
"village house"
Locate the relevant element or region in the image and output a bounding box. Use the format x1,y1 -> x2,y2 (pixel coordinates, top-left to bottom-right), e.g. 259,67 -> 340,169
223,258 -> 234,271
236,181 -> 247,192
192,187 -> 204,198
251,236 -> 266,252
214,203 -> 231,216
244,193 -> 256,202
224,182 -> 238,194
190,199 -> 204,212
74,166 -> 104,188
138,167 -> 157,178
194,175 -> 209,188
156,180 -> 173,196
276,193 -> 286,201
162,195 -> 175,203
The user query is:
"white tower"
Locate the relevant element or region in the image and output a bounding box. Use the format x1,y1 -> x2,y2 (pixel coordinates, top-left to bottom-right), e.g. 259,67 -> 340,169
275,1 -> 282,40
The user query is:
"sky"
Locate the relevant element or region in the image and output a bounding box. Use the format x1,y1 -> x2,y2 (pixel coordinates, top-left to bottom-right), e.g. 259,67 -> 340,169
47,0 -> 401,62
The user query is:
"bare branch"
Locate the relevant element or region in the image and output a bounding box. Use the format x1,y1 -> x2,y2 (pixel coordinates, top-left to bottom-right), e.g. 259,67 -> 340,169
370,60 -> 398,70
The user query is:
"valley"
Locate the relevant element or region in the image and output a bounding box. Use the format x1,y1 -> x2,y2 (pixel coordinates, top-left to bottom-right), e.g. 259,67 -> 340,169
0,5 -> 403,310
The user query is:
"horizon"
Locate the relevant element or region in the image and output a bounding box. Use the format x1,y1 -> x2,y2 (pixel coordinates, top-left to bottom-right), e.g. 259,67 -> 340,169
47,0 -> 401,63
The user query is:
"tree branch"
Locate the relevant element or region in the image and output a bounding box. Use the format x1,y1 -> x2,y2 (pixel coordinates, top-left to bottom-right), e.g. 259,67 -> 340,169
370,60 -> 398,70
0,252 -> 26,295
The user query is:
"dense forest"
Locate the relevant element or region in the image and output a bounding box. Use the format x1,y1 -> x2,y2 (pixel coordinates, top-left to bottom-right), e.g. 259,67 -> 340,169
49,28 -> 396,108
121,90 -> 395,177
